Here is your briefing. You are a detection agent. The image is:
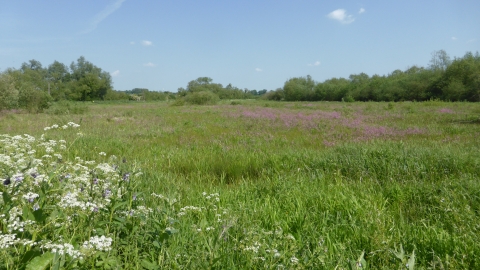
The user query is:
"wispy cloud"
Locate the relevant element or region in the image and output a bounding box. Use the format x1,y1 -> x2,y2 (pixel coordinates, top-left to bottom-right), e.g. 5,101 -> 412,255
327,9 -> 355,24
144,62 -> 156,67
308,61 -> 321,66
141,40 -> 153,46
111,70 -> 120,77
81,0 -> 127,34
451,37 -> 457,41
359,8 -> 365,14
130,41 -> 135,45
255,68 -> 263,72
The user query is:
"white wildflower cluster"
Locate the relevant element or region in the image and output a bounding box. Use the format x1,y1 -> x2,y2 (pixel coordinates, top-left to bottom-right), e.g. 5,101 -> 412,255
119,205 -> 153,218
177,205 -> 204,217
58,192 -> 103,212
41,242 -> 82,259
1,206 -> 35,233
0,125 -> 154,266
191,224 -> 215,233
151,193 -> 178,205
44,122 -> 80,131
266,248 -> 281,258
202,191 -> 220,202
290,256 -> 299,264
239,226 -> 302,266
0,233 -> 16,249
0,233 -> 36,249
82,235 -> 113,252
22,192 -> 39,202
243,241 -> 262,253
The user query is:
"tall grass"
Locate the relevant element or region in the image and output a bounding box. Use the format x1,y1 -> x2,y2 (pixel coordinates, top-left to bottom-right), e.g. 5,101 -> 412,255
0,100 -> 479,269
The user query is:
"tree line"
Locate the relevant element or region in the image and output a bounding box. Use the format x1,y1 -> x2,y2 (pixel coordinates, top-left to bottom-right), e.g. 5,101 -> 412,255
0,56 -> 113,112
267,50 -> 480,102
1,50 -> 479,112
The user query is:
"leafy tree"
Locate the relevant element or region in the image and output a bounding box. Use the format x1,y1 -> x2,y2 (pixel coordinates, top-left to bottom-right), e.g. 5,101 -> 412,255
314,77 -> 350,101
69,56 -> 113,101
0,71 -> 19,110
47,61 -> 70,100
187,77 -> 221,93
440,52 -> 480,101
429,50 -> 451,71
264,88 -> 284,100
283,75 -> 315,101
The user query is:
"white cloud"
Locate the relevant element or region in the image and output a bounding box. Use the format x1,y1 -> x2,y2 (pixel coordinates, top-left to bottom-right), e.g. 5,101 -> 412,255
359,8 -> 365,14
80,0 -> 127,34
255,68 -> 263,72
130,41 -> 135,45
141,40 -> 153,46
451,37 -> 457,40
308,61 -> 321,66
111,70 -> 120,77
327,9 -> 355,24
144,62 -> 156,67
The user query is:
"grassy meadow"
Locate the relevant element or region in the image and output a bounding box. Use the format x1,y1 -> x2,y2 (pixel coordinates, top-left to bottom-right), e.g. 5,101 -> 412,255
1,100 -> 480,269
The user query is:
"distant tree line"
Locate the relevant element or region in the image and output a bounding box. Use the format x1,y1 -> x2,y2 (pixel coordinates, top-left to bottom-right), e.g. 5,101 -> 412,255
1,50 -> 478,112
177,77 -> 261,99
266,50 -> 480,102
0,56 -> 113,112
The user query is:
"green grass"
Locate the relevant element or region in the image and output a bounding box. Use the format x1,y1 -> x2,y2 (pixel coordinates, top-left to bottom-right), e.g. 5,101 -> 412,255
0,100 -> 479,269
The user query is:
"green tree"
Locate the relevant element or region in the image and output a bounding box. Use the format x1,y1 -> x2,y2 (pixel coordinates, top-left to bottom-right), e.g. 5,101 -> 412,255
0,71 -> 19,110
283,75 -> 315,101
187,77 -> 223,94
47,61 -> 70,100
69,56 -> 113,101
429,50 -> 451,71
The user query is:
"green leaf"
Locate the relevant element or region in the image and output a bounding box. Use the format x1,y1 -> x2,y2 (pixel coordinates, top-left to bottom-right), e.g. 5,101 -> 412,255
26,252 -> 54,270
141,259 -> 159,270
357,251 -> 367,269
393,244 -> 405,261
33,208 -> 47,223
23,205 -> 36,221
2,190 -> 13,206
21,249 -> 42,265
407,250 -> 415,270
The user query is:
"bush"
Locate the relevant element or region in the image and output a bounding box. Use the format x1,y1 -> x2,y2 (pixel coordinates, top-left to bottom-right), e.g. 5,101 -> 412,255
170,98 -> 186,106
263,89 -> 284,101
18,85 -> 52,113
184,91 -> 219,105
0,73 -> 19,110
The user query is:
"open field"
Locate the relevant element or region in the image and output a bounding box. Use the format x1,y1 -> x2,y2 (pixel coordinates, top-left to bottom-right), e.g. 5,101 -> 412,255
1,100 -> 480,269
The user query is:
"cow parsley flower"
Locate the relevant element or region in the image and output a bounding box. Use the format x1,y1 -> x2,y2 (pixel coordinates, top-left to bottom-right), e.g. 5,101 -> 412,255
82,235 -> 113,251
22,192 -> 39,203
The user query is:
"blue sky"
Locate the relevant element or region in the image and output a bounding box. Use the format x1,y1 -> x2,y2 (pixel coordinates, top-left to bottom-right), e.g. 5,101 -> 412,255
1,0 -> 479,92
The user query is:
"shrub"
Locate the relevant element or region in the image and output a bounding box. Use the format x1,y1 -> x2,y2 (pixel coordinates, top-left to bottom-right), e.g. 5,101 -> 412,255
0,73 -> 19,110
184,91 -> 219,105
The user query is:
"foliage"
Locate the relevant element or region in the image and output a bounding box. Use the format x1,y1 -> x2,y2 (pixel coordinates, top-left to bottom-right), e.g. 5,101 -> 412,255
1,101 -> 480,268
180,77 -> 252,101
0,56 -> 114,113
0,72 -> 19,110
183,91 -> 219,105
265,50 -> 480,102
